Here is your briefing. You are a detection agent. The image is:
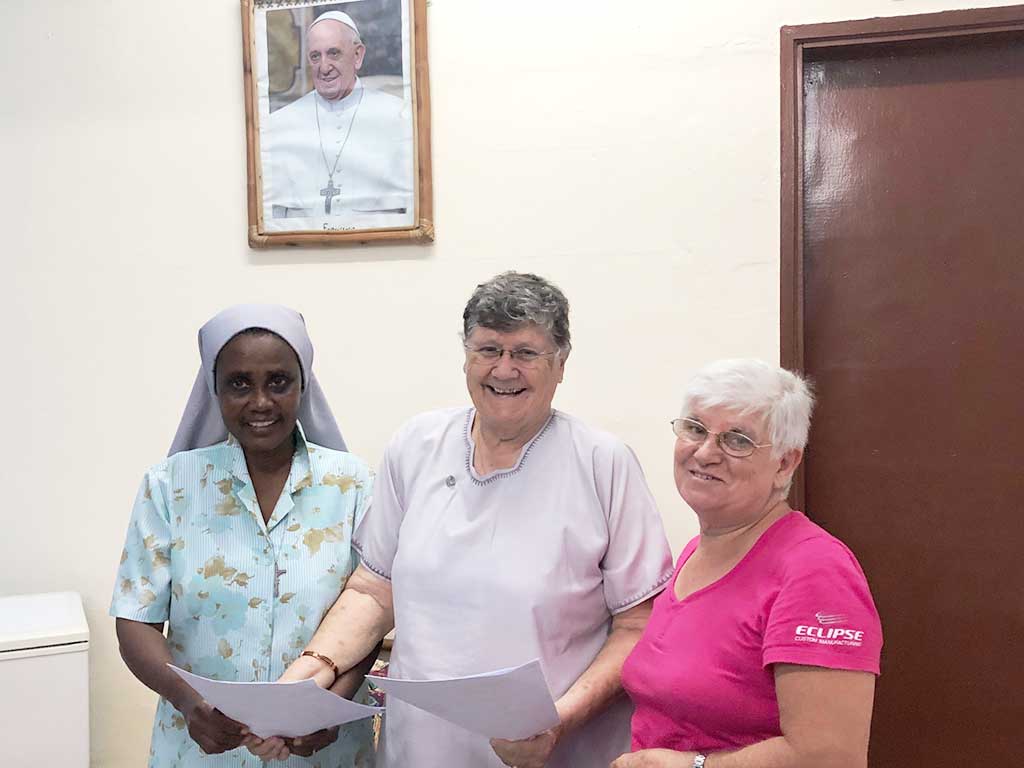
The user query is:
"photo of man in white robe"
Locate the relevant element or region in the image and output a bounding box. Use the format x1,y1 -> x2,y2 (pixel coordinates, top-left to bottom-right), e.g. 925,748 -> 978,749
260,9 -> 415,231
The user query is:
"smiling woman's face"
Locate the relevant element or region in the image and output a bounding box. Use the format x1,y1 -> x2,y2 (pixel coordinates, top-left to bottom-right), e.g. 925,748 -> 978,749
463,324 -> 565,441
215,331 -> 302,459
673,405 -> 793,526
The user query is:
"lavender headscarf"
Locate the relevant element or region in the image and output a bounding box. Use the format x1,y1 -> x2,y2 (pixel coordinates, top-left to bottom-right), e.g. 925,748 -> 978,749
168,304 -> 346,455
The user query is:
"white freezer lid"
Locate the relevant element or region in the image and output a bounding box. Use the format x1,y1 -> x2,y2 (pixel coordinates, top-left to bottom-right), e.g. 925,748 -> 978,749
0,591 -> 89,653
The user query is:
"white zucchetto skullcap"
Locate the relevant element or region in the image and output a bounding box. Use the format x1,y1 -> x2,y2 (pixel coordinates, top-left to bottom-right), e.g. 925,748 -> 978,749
309,11 -> 359,37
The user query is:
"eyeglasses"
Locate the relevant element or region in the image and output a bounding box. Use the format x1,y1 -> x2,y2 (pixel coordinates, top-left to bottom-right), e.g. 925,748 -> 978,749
463,343 -> 559,369
670,418 -> 772,458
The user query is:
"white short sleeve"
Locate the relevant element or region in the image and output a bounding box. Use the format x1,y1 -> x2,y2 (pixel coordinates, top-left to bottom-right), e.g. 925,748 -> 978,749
352,441 -> 403,581
596,441 -> 674,613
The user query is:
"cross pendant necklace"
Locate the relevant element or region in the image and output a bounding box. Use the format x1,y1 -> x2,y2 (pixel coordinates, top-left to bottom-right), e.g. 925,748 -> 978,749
320,179 -> 341,214
273,564 -> 287,599
314,84 -> 364,215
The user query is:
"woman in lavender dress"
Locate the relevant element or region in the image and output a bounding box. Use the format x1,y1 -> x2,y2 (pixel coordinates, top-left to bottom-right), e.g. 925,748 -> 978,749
254,272 -> 673,767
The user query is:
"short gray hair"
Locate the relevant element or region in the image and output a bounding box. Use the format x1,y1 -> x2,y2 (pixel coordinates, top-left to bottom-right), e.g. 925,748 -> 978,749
462,272 -> 571,353
681,359 -> 815,458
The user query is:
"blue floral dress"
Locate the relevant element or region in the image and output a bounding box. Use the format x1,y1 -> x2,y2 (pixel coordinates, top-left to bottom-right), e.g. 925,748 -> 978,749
110,424 -> 376,767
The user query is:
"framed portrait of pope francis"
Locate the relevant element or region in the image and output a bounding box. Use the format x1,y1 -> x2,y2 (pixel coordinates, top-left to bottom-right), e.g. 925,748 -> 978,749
242,0 -> 433,246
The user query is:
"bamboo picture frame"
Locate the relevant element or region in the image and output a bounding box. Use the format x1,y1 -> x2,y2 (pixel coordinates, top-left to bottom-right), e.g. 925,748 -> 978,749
241,0 -> 433,247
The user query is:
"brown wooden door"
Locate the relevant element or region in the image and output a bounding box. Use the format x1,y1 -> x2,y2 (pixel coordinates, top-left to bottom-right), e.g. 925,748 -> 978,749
782,8 -> 1024,767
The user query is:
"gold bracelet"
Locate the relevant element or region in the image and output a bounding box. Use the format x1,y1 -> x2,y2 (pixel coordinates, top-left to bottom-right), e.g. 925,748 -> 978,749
300,650 -> 339,683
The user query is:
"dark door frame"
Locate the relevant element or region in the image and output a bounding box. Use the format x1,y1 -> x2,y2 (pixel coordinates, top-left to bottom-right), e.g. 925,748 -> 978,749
779,4 -> 1024,509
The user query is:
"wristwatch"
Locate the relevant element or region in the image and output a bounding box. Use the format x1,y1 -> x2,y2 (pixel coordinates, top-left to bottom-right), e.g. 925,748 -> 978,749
693,754 -> 708,768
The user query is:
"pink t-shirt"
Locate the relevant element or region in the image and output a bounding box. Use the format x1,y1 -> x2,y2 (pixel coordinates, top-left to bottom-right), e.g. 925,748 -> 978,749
621,511 -> 882,753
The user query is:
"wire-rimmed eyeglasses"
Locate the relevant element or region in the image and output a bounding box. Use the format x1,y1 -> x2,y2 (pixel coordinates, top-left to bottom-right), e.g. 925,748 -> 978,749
670,417 -> 772,458
463,343 -> 559,369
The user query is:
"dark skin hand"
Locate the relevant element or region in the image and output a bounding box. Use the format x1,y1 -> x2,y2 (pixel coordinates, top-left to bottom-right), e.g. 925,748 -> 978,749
281,726 -> 340,758
115,618 -> 254,754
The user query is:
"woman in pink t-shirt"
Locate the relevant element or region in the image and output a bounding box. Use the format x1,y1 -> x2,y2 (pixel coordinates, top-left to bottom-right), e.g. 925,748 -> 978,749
615,359 -> 882,768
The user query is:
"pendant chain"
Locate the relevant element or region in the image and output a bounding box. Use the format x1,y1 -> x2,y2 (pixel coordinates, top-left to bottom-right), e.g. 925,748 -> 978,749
314,83 -> 364,185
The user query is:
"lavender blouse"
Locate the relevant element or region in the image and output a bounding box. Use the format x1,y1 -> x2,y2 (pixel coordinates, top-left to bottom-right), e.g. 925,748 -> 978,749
355,407 -> 673,768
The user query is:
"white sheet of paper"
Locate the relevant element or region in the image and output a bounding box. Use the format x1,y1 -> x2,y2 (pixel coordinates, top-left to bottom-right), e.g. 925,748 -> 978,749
368,659 -> 559,740
168,665 -> 382,738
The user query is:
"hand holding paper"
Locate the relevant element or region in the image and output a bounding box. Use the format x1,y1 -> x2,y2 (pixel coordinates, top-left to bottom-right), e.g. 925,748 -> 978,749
168,665 -> 381,739
490,725 -> 563,768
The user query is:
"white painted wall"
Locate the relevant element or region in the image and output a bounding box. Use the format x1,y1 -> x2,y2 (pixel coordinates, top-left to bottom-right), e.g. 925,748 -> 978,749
0,0 -> 1011,764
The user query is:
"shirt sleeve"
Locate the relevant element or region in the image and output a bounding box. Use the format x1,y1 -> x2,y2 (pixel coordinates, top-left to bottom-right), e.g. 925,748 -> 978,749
109,468 -> 173,623
597,441 -> 674,614
763,537 -> 883,674
352,441 -> 403,582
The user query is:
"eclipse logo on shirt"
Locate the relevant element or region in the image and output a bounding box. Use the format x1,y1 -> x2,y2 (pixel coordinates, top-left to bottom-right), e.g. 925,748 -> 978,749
793,611 -> 865,647
814,611 -> 848,625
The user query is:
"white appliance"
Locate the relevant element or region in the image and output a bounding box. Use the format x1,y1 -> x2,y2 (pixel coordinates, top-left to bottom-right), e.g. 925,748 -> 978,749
0,591 -> 90,767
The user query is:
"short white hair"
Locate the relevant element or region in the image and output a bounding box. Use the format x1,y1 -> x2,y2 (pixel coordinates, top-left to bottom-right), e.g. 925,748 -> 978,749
681,358 -> 815,458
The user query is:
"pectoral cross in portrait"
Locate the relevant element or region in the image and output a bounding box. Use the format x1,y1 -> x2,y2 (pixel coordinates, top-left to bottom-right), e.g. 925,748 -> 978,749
320,178 -> 340,215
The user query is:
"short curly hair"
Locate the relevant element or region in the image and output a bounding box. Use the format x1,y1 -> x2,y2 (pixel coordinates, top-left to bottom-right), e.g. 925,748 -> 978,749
462,271 -> 571,353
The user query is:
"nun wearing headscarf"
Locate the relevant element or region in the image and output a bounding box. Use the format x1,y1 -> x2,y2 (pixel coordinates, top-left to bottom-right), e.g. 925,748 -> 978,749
110,305 -> 377,767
